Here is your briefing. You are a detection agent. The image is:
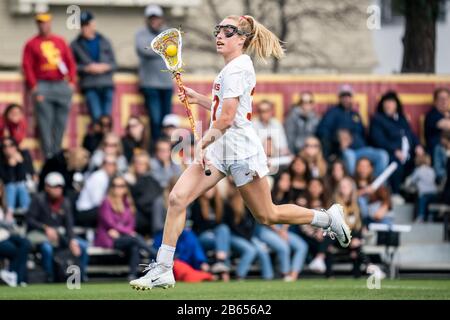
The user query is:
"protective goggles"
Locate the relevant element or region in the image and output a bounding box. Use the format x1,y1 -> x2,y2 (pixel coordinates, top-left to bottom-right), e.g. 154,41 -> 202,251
213,24 -> 251,38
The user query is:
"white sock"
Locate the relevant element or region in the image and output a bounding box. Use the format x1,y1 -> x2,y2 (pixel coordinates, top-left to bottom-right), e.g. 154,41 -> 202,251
311,209 -> 331,228
156,244 -> 176,267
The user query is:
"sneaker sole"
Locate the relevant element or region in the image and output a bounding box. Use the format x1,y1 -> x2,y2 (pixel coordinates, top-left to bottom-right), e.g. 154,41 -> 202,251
130,284 -> 175,291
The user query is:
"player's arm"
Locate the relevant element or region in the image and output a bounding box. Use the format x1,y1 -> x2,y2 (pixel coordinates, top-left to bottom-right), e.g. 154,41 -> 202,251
178,87 -> 211,110
200,97 -> 238,150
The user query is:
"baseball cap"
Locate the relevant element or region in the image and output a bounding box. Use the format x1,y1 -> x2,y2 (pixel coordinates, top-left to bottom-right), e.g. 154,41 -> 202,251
339,84 -> 353,97
35,13 -> 52,22
162,114 -> 180,128
80,11 -> 94,26
145,4 -> 163,18
45,172 -> 65,187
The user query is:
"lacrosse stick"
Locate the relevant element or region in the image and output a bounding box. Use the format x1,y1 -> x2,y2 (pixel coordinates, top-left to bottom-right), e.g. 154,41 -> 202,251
150,28 -> 211,176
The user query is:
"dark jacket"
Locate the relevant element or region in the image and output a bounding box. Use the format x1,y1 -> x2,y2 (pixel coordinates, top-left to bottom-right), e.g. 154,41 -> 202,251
26,192 -> 75,241
71,32 -> 116,90
129,173 -> 163,218
121,136 -> 150,163
0,150 -> 34,183
190,199 -> 222,235
223,203 -> 255,241
425,107 -> 445,155
369,112 -> 419,157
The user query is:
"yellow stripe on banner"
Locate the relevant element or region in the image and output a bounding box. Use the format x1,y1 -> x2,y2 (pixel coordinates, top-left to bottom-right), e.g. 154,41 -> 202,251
0,92 -> 23,105
120,94 -> 144,128
397,94 -> 433,104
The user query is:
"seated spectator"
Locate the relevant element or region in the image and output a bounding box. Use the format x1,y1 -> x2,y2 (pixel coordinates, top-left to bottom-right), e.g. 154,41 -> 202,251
0,104 -> 27,147
191,186 -> 231,279
82,115 -> 113,154
317,84 -> 388,176
122,116 -> 150,162
272,171 -> 292,205
306,178 -> 331,210
434,131 -> 450,184
331,176 -> 366,278
26,172 -> 88,282
0,137 -> 35,214
327,159 -> 349,193
88,133 -> 128,174
354,158 -> 393,225
124,151 -> 163,236
94,176 -> 155,281
150,138 -> 182,188
425,87 -> 450,156
288,155 -> 311,202
76,154 -> 118,227
161,114 -> 181,141
71,11 -> 116,122
284,91 -> 320,154
0,180 -> 31,287
405,154 -> 438,222
299,136 -> 327,178
263,136 -> 293,175
223,178 -> 273,280
370,91 -> 424,194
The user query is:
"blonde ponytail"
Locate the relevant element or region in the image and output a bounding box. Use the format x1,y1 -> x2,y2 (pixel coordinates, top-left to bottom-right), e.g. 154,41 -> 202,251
228,15 -> 285,63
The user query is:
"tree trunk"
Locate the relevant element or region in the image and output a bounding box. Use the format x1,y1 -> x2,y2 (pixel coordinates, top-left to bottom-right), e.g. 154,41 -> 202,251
401,0 -> 439,73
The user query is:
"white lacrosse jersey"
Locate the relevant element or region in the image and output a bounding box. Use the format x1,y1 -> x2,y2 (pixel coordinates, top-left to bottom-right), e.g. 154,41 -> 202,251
207,54 -> 265,161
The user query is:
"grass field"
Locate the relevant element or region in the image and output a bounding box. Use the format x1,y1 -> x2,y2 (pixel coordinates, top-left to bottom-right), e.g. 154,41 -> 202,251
0,279 -> 449,300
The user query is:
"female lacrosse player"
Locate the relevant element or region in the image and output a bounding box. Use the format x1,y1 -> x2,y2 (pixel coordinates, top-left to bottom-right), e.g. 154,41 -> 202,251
130,15 -> 351,290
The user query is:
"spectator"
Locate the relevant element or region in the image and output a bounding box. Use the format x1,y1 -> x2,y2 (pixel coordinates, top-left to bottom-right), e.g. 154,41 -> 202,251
425,88 -> 450,156
161,114 -> 181,141
122,116 -> 150,162
306,178 -> 331,210
82,115 -> 113,154
370,91 -> 424,194
288,155 -> 311,203
299,136 -> 327,178
0,104 -> 27,147
284,91 -> 320,154
434,131 -> 450,184
327,159 -> 349,193
0,138 -> 35,214
26,172 -> 88,282
223,178 -> 273,280
88,133 -> 128,174
317,84 -> 388,176
22,13 -> 76,159
405,154 -> 438,222
76,154 -> 118,227
150,138 -> 182,188
124,151 -> 162,236
191,186 -> 231,279
0,180 -> 31,287
354,158 -> 393,225
272,171 -> 292,205
71,11 -> 116,122
331,176 -> 366,278
136,5 -> 173,140
94,176 -> 155,281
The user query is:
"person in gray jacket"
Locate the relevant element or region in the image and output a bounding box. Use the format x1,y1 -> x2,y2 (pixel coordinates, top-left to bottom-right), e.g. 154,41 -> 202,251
284,92 -> 320,154
71,11 -> 116,122
135,5 -> 173,140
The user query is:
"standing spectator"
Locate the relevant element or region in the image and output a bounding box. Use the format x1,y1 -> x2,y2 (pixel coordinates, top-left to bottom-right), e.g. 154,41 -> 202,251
88,133 -> 128,174
122,116 -> 150,162
22,13 -> 76,159
299,136 -> 327,178
0,138 -> 35,214
71,11 -> 116,122
0,104 -> 27,147
405,154 -> 438,222
94,176 -> 155,281
317,84 -> 388,176
425,88 -> 450,156
26,172 -> 89,282
82,115 -> 113,154
434,131 -> 450,184
370,91 -> 424,194
284,92 -> 320,154
150,138 -> 182,188
76,154 -> 118,227
135,5 -> 173,140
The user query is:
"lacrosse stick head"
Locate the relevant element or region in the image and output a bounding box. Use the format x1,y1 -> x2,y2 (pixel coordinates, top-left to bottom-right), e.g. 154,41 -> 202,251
151,28 -> 183,72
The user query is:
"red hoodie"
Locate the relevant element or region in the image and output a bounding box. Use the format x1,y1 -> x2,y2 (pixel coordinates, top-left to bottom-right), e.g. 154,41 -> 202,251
0,117 -> 27,144
22,34 -> 77,89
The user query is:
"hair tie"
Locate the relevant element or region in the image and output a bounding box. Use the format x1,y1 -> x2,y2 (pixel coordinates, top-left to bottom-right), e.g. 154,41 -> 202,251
240,15 -> 250,23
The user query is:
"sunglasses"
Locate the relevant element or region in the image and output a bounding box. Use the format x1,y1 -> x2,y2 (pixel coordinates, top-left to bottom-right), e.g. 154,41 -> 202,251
305,144 -> 320,148
213,24 -> 250,38
112,184 -> 127,188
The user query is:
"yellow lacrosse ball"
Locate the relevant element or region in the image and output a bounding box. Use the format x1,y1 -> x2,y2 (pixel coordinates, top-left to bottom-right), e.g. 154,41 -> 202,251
165,45 -> 177,57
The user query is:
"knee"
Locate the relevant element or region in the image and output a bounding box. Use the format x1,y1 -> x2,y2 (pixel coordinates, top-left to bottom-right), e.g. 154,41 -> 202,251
168,190 -> 188,210
254,206 -> 278,226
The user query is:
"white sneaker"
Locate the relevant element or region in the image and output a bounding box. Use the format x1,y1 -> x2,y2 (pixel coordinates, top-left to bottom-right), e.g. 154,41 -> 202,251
129,262 -> 175,290
323,204 -> 352,248
0,270 -> 18,287
308,257 -> 326,274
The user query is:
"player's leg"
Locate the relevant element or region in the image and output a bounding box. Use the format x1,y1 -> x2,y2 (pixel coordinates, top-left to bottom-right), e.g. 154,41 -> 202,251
238,175 -> 352,248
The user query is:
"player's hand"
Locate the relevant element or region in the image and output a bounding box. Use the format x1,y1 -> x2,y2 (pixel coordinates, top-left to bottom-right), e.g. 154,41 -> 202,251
45,226 -> 59,243
108,229 -> 120,239
69,239 -> 81,257
178,86 -> 199,104
194,142 -> 209,168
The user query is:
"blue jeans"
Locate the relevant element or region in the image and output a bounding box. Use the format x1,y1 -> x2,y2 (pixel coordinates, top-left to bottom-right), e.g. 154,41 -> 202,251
343,147 -> 389,177
0,235 -> 31,284
198,224 -> 231,257
40,238 -> 89,282
83,87 -> 114,122
141,87 -> 173,139
417,193 -> 438,221
5,181 -> 31,212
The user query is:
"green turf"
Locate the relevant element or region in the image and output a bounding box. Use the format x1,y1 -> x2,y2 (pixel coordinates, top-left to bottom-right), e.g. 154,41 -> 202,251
1,279 -> 449,300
